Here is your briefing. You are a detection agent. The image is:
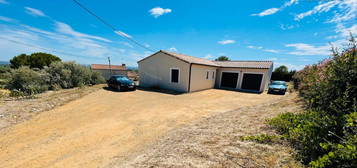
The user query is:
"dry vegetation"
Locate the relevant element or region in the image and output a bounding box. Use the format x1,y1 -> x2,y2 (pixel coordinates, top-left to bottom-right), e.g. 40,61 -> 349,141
0,84 -> 103,129
111,93 -> 304,168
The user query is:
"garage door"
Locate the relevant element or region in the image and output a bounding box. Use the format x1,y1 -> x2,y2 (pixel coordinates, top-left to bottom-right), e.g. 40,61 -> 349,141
241,73 -> 263,91
221,72 -> 239,88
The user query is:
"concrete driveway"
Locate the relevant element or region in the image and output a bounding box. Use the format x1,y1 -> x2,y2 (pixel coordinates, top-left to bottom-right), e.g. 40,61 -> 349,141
0,88 -> 282,168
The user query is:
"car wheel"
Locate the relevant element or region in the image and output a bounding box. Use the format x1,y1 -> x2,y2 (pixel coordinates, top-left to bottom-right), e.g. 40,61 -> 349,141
117,85 -> 121,91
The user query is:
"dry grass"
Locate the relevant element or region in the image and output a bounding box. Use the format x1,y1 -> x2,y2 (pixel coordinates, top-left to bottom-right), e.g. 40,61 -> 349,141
0,85 -> 103,130
111,93 -> 304,168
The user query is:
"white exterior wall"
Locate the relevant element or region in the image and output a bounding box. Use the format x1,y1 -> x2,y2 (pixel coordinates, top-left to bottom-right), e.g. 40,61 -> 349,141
138,52 -> 190,92
215,67 -> 272,92
189,64 -> 217,92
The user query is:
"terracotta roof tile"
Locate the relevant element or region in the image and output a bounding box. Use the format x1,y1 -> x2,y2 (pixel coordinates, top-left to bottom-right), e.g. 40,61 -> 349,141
91,64 -> 126,70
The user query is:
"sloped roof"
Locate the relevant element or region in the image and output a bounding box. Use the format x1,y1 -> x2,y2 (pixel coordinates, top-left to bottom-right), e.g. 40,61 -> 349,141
160,50 -> 219,67
91,64 -> 126,70
213,61 -> 273,69
138,50 -> 273,69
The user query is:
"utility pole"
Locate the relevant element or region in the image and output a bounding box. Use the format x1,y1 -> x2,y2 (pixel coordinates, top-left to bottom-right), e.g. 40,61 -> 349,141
108,56 -> 112,75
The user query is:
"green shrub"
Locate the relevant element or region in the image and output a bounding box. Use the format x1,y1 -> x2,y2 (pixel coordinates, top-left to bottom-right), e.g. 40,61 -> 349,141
90,71 -> 105,84
240,134 -> 282,144
6,66 -> 49,96
46,61 -> 104,89
269,36 -> 357,167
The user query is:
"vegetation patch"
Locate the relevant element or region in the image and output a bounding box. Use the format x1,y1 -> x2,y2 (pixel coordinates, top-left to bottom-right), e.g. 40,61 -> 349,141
0,53 -> 105,97
269,36 -> 357,168
240,134 -> 282,144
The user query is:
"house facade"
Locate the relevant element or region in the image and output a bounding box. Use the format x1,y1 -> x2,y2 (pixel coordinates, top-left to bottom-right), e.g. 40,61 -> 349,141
91,64 -> 127,80
138,50 -> 273,93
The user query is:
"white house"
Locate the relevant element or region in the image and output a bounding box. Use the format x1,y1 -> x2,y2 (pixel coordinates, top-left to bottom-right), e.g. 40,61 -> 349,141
138,50 -> 273,93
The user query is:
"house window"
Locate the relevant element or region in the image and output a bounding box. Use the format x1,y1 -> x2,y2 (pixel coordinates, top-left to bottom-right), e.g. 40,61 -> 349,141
212,71 -> 215,79
206,71 -> 209,79
171,68 -> 179,83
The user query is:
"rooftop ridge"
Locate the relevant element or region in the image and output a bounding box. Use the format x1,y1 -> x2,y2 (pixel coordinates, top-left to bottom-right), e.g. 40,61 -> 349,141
213,60 -> 273,62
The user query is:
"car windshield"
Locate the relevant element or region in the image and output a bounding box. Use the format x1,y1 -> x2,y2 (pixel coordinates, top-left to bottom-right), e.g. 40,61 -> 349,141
271,81 -> 286,85
115,76 -> 131,82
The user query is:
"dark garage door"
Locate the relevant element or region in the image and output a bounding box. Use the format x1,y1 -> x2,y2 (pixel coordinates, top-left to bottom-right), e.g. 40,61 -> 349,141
241,73 -> 263,91
221,72 -> 239,88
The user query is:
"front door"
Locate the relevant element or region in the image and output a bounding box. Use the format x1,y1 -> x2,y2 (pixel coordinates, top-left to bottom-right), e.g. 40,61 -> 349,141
220,72 -> 239,88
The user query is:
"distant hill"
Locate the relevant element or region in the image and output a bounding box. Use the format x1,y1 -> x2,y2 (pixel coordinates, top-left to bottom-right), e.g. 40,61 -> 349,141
0,61 -> 9,65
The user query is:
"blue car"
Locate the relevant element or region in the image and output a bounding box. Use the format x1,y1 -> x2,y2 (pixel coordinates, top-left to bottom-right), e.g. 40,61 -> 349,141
268,81 -> 287,95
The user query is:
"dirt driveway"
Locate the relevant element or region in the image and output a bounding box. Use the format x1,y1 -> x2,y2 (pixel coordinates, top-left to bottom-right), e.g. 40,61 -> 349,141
0,88 -> 283,168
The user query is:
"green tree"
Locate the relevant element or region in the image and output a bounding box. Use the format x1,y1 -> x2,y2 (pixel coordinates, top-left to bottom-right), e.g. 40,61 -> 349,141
10,54 -> 29,69
215,56 -> 230,61
10,52 -> 61,69
274,65 -> 288,74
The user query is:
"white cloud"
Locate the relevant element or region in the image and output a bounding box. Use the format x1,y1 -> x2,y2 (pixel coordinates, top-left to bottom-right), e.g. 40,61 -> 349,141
168,47 -> 177,52
0,16 -> 15,22
218,40 -> 235,45
252,8 -> 280,17
114,30 -> 132,38
336,23 -> 357,37
24,7 -> 47,17
149,7 -> 172,18
55,21 -> 111,42
0,0 -> 9,4
247,45 -> 279,53
264,49 -> 279,53
275,62 -> 305,70
251,0 -> 298,16
280,24 -> 295,30
247,45 -> 263,49
295,1 -> 339,21
120,42 -> 134,48
203,54 -> 214,59
268,57 -> 278,61
285,43 -> 331,55
330,0 -> 357,23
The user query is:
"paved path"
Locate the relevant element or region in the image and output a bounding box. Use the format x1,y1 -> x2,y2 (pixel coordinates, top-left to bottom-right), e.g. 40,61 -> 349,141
0,89 -> 281,168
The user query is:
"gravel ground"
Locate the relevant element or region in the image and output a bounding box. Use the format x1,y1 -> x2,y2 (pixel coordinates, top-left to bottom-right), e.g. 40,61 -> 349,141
0,85 -> 103,130
111,93 -> 303,168
0,89 -> 284,168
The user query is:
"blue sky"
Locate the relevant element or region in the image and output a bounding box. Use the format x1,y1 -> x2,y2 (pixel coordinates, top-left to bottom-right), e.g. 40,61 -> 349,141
0,0 -> 356,70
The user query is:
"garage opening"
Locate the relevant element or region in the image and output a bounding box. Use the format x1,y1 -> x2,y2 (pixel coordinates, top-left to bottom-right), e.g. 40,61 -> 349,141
241,73 -> 263,91
221,72 -> 239,88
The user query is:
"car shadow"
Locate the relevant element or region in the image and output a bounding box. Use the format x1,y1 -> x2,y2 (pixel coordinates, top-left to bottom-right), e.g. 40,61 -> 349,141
102,86 -> 135,92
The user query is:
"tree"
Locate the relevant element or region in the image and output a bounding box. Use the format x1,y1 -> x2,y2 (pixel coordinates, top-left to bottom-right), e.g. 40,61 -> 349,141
271,65 -> 296,81
215,56 -> 230,61
10,52 -> 61,69
10,54 -> 29,69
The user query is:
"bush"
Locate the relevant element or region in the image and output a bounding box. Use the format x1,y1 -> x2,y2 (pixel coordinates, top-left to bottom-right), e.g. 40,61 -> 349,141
240,134 -> 282,144
46,61 -> 104,89
0,65 -> 11,89
269,36 -> 357,167
6,66 -> 49,96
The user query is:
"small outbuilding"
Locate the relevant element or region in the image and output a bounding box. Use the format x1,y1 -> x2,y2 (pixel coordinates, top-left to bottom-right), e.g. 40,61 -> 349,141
138,50 -> 273,93
91,64 -> 127,80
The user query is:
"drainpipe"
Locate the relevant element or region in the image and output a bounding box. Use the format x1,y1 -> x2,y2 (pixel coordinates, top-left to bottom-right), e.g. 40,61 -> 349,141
188,63 -> 192,92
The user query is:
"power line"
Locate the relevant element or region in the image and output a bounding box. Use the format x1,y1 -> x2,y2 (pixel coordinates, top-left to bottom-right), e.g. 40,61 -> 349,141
0,36 -> 96,59
70,0 -> 155,52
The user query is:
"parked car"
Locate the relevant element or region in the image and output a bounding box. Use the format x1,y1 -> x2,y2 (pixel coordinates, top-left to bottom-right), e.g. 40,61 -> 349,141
107,75 -> 136,91
268,81 -> 287,95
